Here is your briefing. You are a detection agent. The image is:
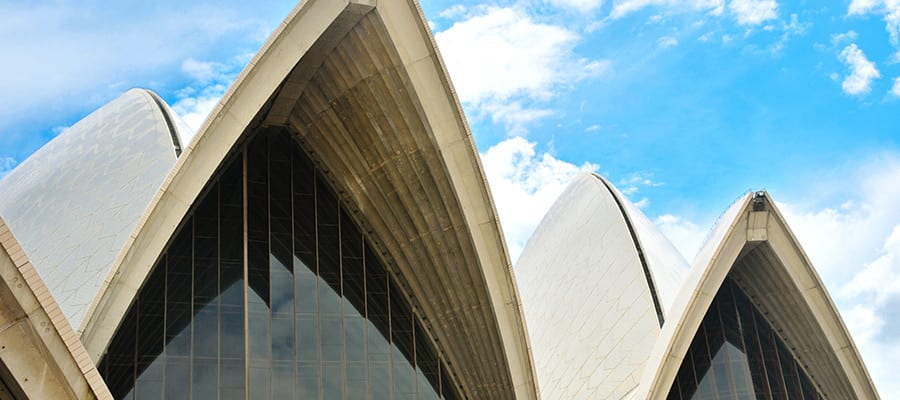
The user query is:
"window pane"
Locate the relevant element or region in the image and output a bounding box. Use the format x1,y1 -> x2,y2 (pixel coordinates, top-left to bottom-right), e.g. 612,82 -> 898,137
99,128 -> 456,399
666,278 -> 824,400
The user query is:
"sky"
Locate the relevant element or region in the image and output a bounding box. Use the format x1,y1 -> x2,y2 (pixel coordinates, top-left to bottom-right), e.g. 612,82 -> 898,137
2,0 -> 900,395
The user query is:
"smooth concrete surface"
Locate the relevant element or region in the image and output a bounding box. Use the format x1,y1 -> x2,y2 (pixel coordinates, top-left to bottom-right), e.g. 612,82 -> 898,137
0,89 -> 181,329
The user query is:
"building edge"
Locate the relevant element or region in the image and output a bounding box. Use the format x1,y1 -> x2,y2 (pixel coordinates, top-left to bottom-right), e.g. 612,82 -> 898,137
635,192 -> 880,399
0,216 -> 113,399
78,0 -> 537,397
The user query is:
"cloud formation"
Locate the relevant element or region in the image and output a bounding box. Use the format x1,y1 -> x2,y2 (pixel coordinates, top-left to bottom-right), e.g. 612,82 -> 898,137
609,0 -> 724,20
651,155 -> 900,395
838,44 -> 881,95
170,55 -> 250,140
655,214 -> 707,261
848,0 -> 900,46
849,0 -> 882,15
774,155 -> 900,396
0,2 -> 272,137
768,13 -> 808,54
547,0 -> 605,12
831,30 -> 859,47
480,137 -> 597,260
658,36 -> 679,48
842,225 -> 900,306
435,7 -> 607,133
729,0 -> 778,25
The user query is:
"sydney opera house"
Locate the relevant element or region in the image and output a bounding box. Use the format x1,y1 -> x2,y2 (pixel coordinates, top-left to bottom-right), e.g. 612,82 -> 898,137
0,0 -> 880,399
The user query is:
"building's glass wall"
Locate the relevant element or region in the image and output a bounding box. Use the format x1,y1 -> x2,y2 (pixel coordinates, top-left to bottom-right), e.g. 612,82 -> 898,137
99,129 -> 459,400
667,278 -> 823,400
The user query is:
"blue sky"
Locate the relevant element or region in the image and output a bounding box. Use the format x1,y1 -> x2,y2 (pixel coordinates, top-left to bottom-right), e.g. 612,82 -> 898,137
2,0 -> 900,395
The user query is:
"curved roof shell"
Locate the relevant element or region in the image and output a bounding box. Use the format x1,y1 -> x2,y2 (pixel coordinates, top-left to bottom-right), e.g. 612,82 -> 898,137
636,192 -> 880,399
0,88 -> 183,328
0,216 -> 112,399
78,1 -> 537,398
516,172 -> 689,399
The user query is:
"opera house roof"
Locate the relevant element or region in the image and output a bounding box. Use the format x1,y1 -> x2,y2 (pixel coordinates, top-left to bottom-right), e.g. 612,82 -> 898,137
518,174 -> 879,399
0,0 -> 880,399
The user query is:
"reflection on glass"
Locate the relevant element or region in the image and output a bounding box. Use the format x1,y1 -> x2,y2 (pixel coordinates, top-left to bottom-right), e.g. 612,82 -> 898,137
99,129 -> 458,399
667,278 -> 823,400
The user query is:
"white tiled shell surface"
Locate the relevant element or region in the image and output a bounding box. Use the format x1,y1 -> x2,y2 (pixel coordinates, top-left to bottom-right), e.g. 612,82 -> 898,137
0,88 -> 180,329
516,172 -> 665,399
602,175 -> 690,316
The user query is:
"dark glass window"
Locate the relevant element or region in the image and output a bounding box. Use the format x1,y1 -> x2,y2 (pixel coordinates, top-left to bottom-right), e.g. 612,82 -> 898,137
667,278 -> 823,400
99,129 -> 459,399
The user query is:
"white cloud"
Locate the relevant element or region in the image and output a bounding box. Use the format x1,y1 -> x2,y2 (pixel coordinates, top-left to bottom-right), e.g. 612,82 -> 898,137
890,50 -> 900,64
439,4 -> 467,19
617,173 -> 664,201
657,36 -> 679,48
892,77 -> 900,96
831,30 -> 859,47
182,59 -> 221,83
619,173 -> 664,187
769,14 -> 808,55
656,155 -> 900,396
170,55 -> 250,137
172,86 -> 224,137
610,0 -> 724,19
849,0 -> 882,15
783,13 -> 807,35
778,157 -> 900,284
480,137 -> 597,260
843,303 -> 887,349
891,6 -> 900,46
0,2 -> 273,136
435,7 -> 607,132
841,225 -> 900,305
729,0 -> 778,25
482,102 -> 555,135
435,7 -> 587,103
547,0 -> 605,12
656,214 -> 707,261
847,0 -> 900,46
776,155 -> 900,396
838,44 -> 881,95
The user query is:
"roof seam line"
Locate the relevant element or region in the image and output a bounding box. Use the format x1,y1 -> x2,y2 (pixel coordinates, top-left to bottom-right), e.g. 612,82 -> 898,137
146,90 -> 183,157
594,173 -> 665,327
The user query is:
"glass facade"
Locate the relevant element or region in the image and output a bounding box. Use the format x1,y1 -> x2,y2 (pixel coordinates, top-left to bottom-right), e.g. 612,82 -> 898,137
667,278 -> 823,400
99,129 -> 459,400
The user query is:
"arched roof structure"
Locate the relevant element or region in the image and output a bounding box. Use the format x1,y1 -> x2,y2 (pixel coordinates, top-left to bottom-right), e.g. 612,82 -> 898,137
636,192 -> 880,399
516,172 -> 689,399
0,88 -> 185,328
0,216 -> 112,399
78,1 -> 537,398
